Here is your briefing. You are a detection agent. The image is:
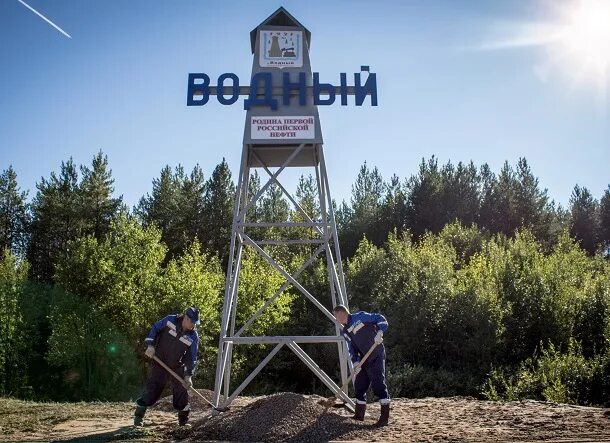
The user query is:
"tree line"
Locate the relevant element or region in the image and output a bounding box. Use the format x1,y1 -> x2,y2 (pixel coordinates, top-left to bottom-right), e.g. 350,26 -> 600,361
0,151 -> 609,404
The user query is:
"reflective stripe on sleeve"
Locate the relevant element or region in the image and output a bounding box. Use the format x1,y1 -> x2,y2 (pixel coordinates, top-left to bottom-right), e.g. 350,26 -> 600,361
352,321 -> 365,334
347,320 -> 365,334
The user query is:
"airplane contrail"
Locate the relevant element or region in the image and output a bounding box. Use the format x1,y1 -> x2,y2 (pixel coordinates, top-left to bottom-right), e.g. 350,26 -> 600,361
18,0 -> 72,39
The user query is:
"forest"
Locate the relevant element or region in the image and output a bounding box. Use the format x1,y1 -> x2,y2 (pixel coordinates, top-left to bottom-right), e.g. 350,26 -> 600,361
1,152 -> 609,406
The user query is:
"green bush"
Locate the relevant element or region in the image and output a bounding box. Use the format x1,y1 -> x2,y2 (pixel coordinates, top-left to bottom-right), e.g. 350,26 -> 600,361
437,222 -> 487,267
53,217 -> 229,396
387,364 -> 481,398
347,229 -> 504,374
47,289 -> 141,401
497,231 -> 593,362
0,249 -> 29,396
482,340 -> 607,405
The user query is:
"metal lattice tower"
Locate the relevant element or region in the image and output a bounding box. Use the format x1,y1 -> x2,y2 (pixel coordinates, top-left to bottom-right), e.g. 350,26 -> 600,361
212,8 -> 354,411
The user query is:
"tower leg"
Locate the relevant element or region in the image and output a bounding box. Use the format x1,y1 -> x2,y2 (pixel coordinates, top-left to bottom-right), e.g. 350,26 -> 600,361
213,146 -> 249,408
315,148 -> 349,389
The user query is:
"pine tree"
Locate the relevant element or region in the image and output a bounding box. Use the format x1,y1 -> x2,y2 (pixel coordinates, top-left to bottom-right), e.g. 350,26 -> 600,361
599,185 -> 610,256
244,171 -> 264,240
351,162 -> 384,226
79,151 -> 123,239
0,167 -> 30,256
137,164 -> 207,258
480,161 -> 520,236
295,174 -> 319,221
260,183 -> 290,224
178,165 -> 206,251
335,200 -> 353,254
377,174 -> 407,244
246,170 -> 262,221
514,158 -> 552,241
202,159 -> 235,265
406,157 -> 443,238
136,165 -> 184,257
337,162 -> 384,257
440,161 -> 481,228
544,201 -> 571,250
28,159 -> 82,282
292,174 -> 321,247
569,185 -> 599,255
478,163 -> 497,234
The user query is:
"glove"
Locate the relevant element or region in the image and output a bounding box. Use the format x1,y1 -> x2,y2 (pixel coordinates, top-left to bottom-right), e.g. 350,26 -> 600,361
145,345 -> 155,358
184,376 -> 193,388
353,364 -> 361,376
374,330 -> 384,345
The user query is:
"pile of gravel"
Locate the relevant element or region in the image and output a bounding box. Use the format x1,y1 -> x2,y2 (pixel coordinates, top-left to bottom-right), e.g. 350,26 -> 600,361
173,392 -> 367,442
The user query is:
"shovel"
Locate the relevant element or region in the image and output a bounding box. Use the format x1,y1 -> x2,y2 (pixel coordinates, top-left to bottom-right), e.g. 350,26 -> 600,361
319,339 -> 381,408
151,355 -> 229,413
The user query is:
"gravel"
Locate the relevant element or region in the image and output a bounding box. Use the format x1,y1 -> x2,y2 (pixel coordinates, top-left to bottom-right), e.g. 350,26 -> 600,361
172,392 -> 365,442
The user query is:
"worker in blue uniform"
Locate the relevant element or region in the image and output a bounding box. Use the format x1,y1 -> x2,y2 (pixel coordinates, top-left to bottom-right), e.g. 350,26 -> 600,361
333,304 -> 390,427
133,307 -> 200,427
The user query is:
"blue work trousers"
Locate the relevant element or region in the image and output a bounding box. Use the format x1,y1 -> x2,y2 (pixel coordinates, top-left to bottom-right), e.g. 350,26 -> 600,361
354,349 -> 390,404
136,361 -> 189,411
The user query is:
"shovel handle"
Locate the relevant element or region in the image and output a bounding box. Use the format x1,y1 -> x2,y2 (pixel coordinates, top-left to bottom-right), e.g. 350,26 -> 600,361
336,339 -> 381,398
151,355 -> 216,408
151,355 -> 188,386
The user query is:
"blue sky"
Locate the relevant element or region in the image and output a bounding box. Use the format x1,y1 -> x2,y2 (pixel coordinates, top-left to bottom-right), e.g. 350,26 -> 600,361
1,0 -> 608,209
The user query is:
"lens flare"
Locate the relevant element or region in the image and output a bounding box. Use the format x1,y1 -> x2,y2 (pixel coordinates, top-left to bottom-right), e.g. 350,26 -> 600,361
479,0 -> 610,98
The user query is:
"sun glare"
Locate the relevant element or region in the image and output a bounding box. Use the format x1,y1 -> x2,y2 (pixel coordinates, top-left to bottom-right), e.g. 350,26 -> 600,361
482,0 -> 610,97
558,0 -> 610,80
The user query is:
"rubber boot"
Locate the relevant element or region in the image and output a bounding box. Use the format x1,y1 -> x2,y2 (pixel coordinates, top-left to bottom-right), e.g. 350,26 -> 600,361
178,410 -> 190,426
134,405 -> 146,426
376,403 -> 390,427
352,402 -> 366,421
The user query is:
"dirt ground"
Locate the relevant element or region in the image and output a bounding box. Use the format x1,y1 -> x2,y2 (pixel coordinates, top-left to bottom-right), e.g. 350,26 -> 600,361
2,392 -> 610,442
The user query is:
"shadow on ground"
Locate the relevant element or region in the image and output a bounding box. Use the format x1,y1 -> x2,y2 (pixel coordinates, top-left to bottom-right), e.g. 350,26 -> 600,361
51,426 -> 153,442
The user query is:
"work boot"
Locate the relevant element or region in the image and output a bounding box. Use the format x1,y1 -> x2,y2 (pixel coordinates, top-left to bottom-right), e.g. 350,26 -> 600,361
133,405 -> 146,426
178,410 -> 190,426
352,402 -> 366,421
376,403 -> 390,427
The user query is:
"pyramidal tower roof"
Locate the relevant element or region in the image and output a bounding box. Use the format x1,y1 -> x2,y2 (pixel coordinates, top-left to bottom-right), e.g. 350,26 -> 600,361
250,7 -> 311,53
